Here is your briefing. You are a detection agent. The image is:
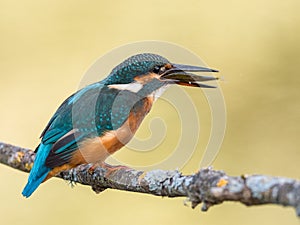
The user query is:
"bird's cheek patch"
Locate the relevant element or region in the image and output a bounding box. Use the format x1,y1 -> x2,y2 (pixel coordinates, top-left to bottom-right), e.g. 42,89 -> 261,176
108,82 -> 143,93
134,73 -> 160,84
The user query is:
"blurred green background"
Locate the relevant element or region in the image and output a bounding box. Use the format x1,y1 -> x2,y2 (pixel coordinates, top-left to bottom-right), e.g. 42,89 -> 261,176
0,0 -> 299,225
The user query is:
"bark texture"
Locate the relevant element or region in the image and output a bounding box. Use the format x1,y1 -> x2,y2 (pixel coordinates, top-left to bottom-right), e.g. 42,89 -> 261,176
1,141 -> 299,216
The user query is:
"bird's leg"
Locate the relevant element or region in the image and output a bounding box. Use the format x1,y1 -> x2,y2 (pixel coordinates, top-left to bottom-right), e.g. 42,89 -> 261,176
102,162 -> 131,177
88,162 -> 103,175
88,161 -> 130,176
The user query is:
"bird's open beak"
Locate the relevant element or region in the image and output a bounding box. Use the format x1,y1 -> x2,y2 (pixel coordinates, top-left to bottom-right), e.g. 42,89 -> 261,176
161,63 -> 219,88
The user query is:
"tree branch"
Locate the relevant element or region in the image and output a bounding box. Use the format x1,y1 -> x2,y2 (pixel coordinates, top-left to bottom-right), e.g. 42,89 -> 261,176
1,141 -> 299,216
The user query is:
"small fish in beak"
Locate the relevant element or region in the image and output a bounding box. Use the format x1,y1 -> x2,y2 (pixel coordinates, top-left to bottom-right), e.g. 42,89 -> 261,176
161,63 -> 219,88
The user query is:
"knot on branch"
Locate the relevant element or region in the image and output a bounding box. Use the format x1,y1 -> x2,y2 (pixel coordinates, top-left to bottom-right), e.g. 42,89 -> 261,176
187,168 -> 228,210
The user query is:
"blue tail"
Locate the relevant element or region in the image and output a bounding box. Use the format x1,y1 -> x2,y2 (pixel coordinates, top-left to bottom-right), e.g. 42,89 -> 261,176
22,143 -> 52,198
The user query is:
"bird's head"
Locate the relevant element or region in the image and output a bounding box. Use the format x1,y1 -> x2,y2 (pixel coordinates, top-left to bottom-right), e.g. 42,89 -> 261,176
103,53 -> 218,94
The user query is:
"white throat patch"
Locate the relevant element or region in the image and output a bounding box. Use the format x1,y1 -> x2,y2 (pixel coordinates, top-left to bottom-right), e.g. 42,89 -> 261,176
152,84 -> 170,101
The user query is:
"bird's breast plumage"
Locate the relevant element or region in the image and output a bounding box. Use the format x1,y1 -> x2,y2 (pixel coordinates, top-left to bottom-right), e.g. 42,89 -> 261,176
70,93 -> 154,165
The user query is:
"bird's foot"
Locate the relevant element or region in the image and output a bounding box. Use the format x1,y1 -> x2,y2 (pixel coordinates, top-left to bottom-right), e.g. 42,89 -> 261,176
88,162 -> 129,176
88,162 -> 103,175
101,162 -> 130,177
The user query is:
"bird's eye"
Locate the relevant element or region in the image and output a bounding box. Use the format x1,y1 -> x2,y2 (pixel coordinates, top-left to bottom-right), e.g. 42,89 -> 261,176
153,66 -> 167,74
153,66 -> 160,74
159,67 -> 166,73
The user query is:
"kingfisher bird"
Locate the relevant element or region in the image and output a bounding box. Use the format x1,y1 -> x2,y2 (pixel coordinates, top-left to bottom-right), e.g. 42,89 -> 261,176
22,53 -> 218,197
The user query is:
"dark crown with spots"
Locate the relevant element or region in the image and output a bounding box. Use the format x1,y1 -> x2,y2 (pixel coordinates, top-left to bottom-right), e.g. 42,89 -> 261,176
103,53 -> 170,85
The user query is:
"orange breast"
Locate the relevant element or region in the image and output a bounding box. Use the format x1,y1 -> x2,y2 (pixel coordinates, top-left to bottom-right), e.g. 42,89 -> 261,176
77,96 -> 154,164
